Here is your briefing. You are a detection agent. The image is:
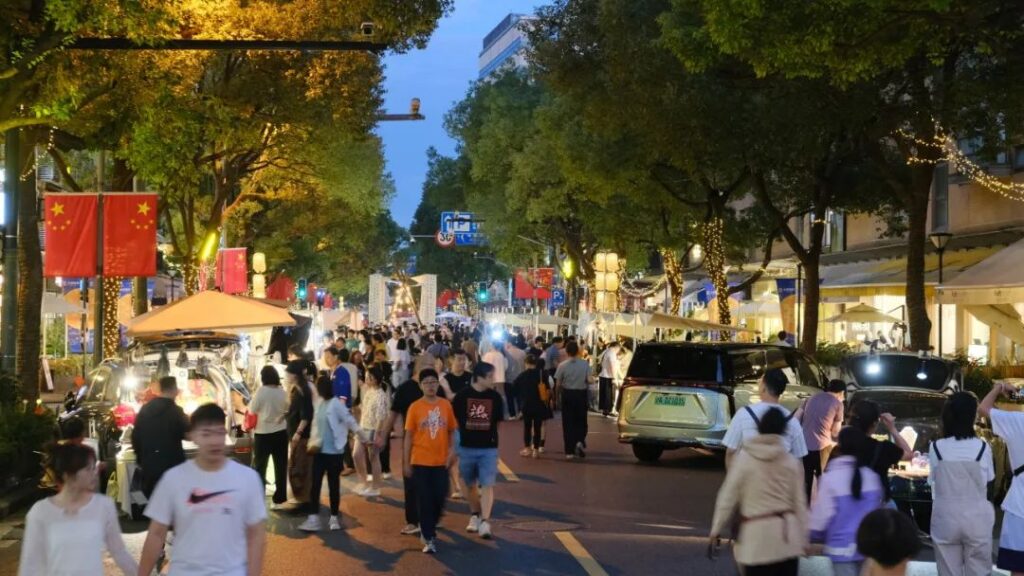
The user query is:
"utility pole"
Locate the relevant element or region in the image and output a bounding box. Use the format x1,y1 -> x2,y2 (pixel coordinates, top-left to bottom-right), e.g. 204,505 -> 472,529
93,151 -> 104,367
1,129 -> 19,372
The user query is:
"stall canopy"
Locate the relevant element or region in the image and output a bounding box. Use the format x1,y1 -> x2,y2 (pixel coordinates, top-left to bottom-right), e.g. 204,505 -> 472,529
937,238 -> 1024,305
824,303 -> 902,324
42,292 -> 84,315
127,290 -> 296,336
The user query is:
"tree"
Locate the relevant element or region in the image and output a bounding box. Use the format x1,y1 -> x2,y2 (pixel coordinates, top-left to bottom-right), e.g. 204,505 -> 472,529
408,148 -> 501,295
665,0 -> 1024,349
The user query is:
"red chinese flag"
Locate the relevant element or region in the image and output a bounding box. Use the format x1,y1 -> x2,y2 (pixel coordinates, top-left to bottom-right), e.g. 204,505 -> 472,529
103,194 -> 158,276
216,248 -> 248,294
44,194 -> 98,278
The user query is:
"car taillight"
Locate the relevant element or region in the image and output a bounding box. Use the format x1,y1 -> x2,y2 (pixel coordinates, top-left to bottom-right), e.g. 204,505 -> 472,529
112,403 -> 136,428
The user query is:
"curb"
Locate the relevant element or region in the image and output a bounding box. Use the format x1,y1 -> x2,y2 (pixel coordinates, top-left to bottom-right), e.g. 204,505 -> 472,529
0,482 -> 44,522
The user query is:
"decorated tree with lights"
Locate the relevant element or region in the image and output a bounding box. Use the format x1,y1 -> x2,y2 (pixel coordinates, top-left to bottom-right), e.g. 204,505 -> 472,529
665,0 -> 1024,350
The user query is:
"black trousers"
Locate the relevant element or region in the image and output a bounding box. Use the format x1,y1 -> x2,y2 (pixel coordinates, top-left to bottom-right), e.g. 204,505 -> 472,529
802,446 -> 833,503
523,415 -> 543,449
561,389 -> 589,454
403,471 -> 419,525
504,382 -> 519,417
598,377 -> 615,414
253,430 -> 289,504
342,433 -> 355,470
413,465 -> 449,541
380,437 -> 391,474
744,558 -> 799,576
309,453 -> 343,515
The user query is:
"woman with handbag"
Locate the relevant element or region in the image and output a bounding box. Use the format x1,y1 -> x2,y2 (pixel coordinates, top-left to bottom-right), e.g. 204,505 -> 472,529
299,375 -> 369,533
515,354 -> 553,458
709,407 -> 808,576
249,366 -> 290,509
286,361 -> 314,509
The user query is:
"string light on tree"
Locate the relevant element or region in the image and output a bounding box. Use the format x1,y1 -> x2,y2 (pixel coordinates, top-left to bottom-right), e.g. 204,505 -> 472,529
899,126 -> 1024,203
703,217 -> 730,328
102,277 -> 121,358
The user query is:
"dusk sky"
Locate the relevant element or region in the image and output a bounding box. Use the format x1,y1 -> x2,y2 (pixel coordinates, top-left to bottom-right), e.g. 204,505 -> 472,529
377,1 -> 539,229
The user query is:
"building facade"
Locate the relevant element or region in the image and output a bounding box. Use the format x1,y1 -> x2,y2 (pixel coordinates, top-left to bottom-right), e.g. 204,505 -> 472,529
478,13 -> 536,79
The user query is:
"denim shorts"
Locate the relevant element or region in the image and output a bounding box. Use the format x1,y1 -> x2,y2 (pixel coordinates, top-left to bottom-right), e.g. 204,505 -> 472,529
458,447 -> 499,487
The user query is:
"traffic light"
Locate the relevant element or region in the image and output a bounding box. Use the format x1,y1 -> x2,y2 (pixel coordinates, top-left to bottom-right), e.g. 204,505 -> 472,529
477,281 -> 489,303
297,278 -> 308,300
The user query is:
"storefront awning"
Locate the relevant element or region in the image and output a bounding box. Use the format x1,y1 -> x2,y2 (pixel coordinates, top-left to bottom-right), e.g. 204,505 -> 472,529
937,238 -> 1024,305
963,305 -> 1024,345
820,245 -> 1002,297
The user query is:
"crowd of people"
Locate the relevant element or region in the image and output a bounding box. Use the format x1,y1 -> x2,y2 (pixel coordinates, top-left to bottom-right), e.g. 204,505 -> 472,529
20,320 -> 640,575
710,367 -> 1024,576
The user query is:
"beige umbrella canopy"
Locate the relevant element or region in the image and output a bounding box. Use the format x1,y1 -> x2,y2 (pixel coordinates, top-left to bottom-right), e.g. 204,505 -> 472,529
824,303 -> 902,324
127,290 -> 296,337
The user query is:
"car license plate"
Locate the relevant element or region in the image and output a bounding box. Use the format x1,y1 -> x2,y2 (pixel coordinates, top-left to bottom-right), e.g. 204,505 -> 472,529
654,394 -> 686,407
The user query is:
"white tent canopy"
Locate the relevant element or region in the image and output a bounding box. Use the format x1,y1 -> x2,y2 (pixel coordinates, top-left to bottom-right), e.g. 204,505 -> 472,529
127,290 -> 296,337
938,238 -> 1024,305
42,293 -> 84,315
824,303 -> 902,324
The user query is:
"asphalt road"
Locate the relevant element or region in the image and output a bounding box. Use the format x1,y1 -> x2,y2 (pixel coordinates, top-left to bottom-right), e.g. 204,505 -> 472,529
0,414 -> 981,575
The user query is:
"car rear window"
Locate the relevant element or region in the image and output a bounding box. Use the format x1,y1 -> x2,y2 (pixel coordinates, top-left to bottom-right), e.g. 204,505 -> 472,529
627,347 -> 720,382
847,355 -> 952,391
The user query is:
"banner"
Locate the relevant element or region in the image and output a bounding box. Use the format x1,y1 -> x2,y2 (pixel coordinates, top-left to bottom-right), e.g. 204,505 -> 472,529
776,279 -> 798,345
215,247 -> 248,294
103,193 -> 157,276
44,194 -> 98,278
514,268 -> 554,299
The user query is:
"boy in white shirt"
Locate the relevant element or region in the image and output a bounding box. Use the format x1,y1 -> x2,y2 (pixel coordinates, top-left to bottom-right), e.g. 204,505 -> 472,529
137,403 -> 267,576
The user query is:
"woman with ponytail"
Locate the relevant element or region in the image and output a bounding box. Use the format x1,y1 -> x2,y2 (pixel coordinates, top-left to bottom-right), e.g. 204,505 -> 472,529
809,427 -> 885,576
19,443 -> 137,575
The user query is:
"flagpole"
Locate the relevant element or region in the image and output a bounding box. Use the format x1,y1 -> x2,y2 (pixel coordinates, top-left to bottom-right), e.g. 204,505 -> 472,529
93,151 -> 104,367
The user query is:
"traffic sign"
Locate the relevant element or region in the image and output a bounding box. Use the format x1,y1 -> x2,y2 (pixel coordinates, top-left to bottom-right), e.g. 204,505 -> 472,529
551,288 -> 565,307
440,211 -> 483,246
435,230 -> 455,247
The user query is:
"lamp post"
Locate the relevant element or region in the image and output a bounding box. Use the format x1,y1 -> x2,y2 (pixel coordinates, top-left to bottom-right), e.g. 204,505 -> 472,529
930,232 -> 952,356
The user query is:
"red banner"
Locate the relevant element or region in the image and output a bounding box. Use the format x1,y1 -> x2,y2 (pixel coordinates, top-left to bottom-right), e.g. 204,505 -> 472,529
103,194 -> 157,276
266,276 -> 295,301
44,194 -> 98,278
216,247 -> 248,294
514,268 -> 554,299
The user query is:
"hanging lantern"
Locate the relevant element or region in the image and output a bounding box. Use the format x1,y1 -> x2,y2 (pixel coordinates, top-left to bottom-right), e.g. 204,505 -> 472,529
252,252 -> 267,274
606,252 -> 619,273
252,274 -> 266,298
595,272 -> 607,292
607,272 -> 620,292
595,291 -> 607,310
594,252 -> 608,272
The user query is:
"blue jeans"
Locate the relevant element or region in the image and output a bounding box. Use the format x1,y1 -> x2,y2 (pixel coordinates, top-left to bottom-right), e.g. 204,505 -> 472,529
457,447 -> 499,488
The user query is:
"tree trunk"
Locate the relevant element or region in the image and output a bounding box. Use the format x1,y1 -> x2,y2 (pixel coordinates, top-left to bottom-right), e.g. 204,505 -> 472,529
133,278 -> 148,316
183,260 -> 198,296
904,179 -> 932,351
660,248 -> 683,315
102,277 -> 121,358
15,137 -> 42,400
800,252 -> 821,355
703,217 -> 730,327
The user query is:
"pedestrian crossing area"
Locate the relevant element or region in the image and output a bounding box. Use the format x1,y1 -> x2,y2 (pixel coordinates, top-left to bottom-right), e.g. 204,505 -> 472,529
799,557 -> 1010,575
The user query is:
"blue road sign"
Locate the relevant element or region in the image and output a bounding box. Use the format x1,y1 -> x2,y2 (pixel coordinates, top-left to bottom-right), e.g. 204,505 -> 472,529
551,288 -> 565,307
440,211 -> 483,246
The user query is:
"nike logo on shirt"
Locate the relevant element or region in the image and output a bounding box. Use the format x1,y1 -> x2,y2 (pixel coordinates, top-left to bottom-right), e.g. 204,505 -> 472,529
188,489 -> 233,504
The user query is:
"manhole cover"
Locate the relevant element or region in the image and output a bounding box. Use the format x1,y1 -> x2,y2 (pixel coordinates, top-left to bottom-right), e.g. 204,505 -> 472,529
506,520 -> 582,533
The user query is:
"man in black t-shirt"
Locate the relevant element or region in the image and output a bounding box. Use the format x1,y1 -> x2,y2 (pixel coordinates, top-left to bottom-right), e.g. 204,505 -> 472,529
443,350 -> 473,397
451,362 -> 504,540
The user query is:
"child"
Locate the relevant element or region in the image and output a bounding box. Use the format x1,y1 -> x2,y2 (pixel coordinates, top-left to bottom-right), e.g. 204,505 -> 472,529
809,427 -> 885,576
20,443 -> 137,575
137,403 -> 267,575
857,508 -> 922,576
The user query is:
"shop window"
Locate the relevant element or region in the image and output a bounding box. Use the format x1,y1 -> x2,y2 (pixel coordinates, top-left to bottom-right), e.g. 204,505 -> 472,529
824,209 -> 845,253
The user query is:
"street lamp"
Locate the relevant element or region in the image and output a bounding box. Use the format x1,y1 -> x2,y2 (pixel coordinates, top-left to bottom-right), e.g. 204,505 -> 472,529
930,232 -> 953,356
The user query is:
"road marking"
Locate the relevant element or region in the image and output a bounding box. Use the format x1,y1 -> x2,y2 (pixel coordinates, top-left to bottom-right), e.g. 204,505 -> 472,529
555,532 -> 609,576
636,522 -> 693,531
497,458 -> 519,483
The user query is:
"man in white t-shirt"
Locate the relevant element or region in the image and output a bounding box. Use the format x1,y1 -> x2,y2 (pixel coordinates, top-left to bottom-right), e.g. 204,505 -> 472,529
980,381 -> 1024,574
138,404 -> 267,576
598,342 -> 621,417
722,368 -> 808,468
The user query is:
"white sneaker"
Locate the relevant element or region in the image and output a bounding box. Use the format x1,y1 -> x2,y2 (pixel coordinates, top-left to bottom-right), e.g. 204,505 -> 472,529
361,487 -> 381,497
401,524 -> 421,536
265,484 -> 275,496
328,516 -> 341,531
298,515 -> 323,532
479,520 -> 493,540
467,514 -> 481,533
353,483 -> 368,496
382,473 -> 393,480
422,539 -> 437,554
366,475 -> 374,482
270,502 -> 290,511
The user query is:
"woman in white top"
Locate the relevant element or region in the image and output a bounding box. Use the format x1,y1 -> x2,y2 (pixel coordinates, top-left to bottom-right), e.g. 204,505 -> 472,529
392,338 -> 412,388
354,365 -> 390,497
250,365 -> 290,508
19,442 -> 137,576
